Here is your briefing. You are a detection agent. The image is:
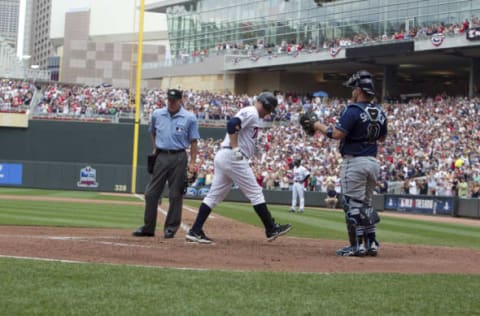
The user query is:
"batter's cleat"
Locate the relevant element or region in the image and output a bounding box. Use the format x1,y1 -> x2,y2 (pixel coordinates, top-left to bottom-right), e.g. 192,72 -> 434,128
298,209 -> 304,213
132,228 -> 155,237
336,244 -> 366,257
367,241 -> 379,257
288,208 -> 295,213
185,229 -> 213,244
266,223 -> 292,241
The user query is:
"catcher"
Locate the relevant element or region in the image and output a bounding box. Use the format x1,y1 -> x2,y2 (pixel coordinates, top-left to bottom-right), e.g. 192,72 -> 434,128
300,71 -> 388,257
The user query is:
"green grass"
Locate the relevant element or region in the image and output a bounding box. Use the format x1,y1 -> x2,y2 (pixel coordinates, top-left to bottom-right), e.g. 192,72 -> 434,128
0,187 -> 139,202
0,199 -> 143,229
0,258 -> 479,316
0,188 -> 479,315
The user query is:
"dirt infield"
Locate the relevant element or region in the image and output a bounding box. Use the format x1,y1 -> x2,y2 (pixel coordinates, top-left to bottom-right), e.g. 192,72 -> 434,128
1,195 -> 480,274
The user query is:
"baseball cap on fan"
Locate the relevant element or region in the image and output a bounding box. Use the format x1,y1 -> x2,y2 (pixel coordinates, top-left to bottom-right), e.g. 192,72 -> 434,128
167,89 -> 183,100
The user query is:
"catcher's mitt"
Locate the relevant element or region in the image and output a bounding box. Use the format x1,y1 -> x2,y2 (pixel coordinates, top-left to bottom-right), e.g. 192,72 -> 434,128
299,111 -> 319,136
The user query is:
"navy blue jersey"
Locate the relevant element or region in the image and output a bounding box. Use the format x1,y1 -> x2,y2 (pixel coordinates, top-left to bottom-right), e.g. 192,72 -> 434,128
335,102 -> 387,157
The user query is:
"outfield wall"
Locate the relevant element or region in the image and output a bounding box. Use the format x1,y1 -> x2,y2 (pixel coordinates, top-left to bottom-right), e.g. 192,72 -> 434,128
1,121 -> 479,219
0,120 -> 224,193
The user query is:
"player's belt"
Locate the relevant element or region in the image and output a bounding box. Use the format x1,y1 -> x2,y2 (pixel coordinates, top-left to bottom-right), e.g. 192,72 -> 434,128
157,148 -> 185,154
221,146 -> 248,159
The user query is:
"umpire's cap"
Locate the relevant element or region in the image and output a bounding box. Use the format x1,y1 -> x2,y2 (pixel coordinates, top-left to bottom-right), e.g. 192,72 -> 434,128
257,91 -> 278,112
167,89 -> 183,100
344,70 -> 375,96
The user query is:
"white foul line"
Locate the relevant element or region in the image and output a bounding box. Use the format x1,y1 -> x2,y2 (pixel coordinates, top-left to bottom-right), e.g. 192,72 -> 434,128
133,194 -> 215,234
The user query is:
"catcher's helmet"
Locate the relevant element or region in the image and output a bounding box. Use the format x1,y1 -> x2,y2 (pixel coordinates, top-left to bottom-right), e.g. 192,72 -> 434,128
257,92 -> 278,112
344,70 -> 375,96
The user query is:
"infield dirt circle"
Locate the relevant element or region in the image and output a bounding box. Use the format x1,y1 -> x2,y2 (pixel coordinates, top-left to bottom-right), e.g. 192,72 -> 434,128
1,196 -> 480,274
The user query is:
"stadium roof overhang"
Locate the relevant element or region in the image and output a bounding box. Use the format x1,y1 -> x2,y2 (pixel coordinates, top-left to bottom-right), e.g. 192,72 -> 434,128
253,47 -> 480,77
223,37 -> 480,86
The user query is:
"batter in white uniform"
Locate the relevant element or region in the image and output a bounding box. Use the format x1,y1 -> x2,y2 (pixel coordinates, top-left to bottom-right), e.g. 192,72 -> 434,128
289,159 -> 310,213
186,92 -> 292,244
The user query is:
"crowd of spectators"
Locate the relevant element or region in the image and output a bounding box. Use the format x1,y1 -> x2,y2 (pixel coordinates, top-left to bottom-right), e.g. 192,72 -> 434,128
0,79 -> 35,112
34,84 -> 134,118
189,93 -> 480,198
3,78 -> 480,198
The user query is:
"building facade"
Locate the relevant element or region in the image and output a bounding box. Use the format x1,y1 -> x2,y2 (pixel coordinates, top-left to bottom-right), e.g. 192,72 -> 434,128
0,0 -> 20,47
61,9 -> 164,88
30,0 -> 54,69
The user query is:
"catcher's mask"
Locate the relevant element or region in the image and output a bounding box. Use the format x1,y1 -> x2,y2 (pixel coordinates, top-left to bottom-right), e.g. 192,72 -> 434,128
257,91 -> 278,113
294,159 -> 301,167
343,70 -> 375,96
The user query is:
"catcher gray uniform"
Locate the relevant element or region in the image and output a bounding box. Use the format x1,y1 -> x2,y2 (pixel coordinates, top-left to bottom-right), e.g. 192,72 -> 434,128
300,71 -> 387,257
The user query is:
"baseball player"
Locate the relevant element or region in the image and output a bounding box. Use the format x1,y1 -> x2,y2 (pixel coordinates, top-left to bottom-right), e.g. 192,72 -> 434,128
186,92 -> 292,244
300,70 -> 387,257
289,158 -> 310,213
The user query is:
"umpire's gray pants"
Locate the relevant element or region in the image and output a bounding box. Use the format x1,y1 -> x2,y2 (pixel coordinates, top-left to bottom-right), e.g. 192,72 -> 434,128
340,156 -> 380,208
143,151 -> 187,235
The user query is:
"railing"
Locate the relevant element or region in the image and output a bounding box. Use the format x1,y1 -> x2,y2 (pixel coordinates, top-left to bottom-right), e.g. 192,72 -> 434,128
31,112 -> 118,123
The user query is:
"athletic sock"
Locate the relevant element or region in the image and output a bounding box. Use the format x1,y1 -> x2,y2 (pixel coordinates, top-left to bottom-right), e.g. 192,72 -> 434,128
191,203 -> 212,233
253,203 -> 274,231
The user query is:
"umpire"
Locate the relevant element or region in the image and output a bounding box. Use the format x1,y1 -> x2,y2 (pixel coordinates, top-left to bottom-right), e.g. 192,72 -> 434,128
300,70 -> 387,257
133,89 -> 200,239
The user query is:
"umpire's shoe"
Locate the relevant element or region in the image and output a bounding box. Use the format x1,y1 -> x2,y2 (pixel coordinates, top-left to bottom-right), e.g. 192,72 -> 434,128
132,227 -> 155,237
185,229 -> 213,244
266,223 -> 292,241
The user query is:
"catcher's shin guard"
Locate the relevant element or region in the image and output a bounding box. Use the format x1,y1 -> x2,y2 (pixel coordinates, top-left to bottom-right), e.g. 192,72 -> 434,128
345,209 -> 363,248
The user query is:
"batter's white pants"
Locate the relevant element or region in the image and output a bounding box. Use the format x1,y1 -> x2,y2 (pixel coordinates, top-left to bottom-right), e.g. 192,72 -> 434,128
291,182 -> 305,210
203,148 -> 265,208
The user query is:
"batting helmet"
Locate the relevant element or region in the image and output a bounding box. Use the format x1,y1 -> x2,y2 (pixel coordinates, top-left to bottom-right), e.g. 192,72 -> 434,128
294,159 -> 301,167
257,92 -> 278,112
344,70 -> 375,96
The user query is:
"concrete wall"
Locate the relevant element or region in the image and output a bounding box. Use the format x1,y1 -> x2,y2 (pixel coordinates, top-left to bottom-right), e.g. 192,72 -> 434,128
160,73 -> 235,92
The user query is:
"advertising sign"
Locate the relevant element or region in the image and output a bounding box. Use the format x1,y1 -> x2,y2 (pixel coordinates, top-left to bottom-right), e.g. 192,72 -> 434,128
77,166 -> 99,188
0,163 -> 23,185
384,195 -> 453,215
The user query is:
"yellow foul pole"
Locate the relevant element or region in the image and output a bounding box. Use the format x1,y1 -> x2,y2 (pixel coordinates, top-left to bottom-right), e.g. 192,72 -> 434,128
131,0 -> 145,193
